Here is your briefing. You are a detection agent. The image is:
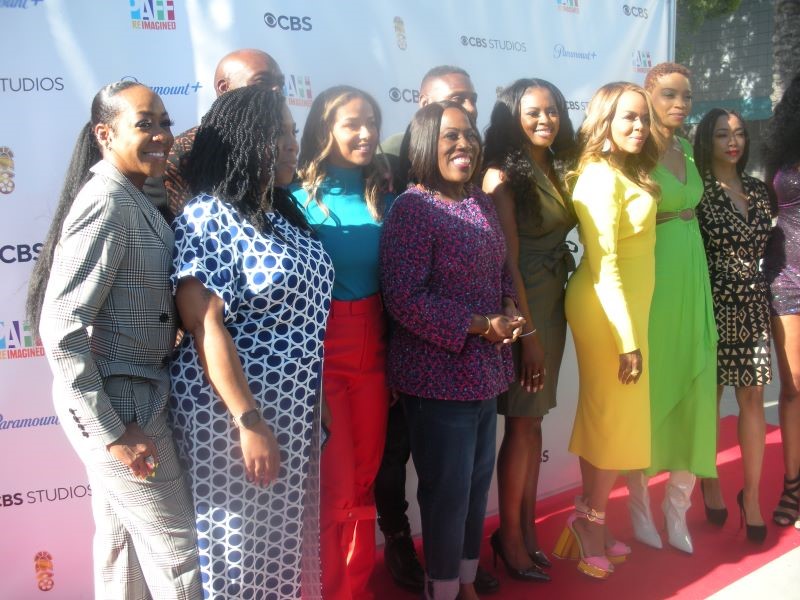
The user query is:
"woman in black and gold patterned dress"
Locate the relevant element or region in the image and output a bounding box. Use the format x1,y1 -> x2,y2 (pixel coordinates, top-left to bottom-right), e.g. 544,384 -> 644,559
694,109 -> 772,544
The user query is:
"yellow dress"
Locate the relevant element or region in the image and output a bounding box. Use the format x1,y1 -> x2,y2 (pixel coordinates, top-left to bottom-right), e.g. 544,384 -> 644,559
565,161 -> 656,470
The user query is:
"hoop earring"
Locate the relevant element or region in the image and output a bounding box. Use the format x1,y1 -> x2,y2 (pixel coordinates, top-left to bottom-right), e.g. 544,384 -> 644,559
602,139 -> 612,153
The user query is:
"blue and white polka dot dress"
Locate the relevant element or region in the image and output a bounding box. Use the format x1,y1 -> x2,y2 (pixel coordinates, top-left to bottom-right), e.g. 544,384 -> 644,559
169,195 -> 333,599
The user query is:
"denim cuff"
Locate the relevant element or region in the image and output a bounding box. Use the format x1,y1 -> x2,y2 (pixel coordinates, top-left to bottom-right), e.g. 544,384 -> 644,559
459,558 -> 478,584
424,576 -> 460,600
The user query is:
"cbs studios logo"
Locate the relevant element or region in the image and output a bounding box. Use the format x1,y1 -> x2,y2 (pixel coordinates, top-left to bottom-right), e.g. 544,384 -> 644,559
623,4 -> 648,18
388,87 -> 419,103
263,12 -> 312,31
460,34 -> 527,53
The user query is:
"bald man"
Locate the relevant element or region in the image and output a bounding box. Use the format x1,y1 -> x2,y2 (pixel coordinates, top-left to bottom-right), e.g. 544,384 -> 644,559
377,66 -> 500,596
146,49 -> 284,218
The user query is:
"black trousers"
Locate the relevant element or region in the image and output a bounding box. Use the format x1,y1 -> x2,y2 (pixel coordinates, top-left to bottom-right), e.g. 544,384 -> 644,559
374,401 -> 411,536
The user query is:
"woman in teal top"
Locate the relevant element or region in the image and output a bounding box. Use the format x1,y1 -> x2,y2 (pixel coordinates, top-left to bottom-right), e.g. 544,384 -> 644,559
626,63 -> 718,555
293,85 -> 392,600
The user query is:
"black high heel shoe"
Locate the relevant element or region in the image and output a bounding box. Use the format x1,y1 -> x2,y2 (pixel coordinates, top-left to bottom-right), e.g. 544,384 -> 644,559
700,479 -> 728,526
529,549 -> 552,570
737,489 -> 767,543
490,530 -> 550,582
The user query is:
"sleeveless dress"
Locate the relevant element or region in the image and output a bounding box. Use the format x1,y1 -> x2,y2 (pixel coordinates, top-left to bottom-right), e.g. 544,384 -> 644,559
169,195 -> 334,599
499,161 -> 577,417
566,162 -> 656,470
697,174 -> 773,386
647,138 -> 718,477
765,165 -> 800,315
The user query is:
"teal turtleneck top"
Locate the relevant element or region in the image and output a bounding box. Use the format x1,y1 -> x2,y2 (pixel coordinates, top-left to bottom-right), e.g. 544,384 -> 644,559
292,165 -> 389,301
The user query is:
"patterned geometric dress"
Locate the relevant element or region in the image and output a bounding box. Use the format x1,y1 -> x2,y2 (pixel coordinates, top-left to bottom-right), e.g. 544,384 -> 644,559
169,194 -> 334,599
696,174 -> 773,386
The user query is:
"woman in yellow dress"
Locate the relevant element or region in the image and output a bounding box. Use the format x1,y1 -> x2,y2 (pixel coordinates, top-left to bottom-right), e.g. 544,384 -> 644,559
554,82 -> 660,579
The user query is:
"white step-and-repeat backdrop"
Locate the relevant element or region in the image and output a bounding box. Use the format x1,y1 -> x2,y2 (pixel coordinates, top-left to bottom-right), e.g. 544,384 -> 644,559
1,0 -> 673,596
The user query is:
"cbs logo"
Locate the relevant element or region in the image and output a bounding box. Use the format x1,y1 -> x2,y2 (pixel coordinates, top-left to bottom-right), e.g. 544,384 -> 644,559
623,4 -> 648,18
1,243 -> 42,264
389,87 -> 420,103
263,12 -> 312,31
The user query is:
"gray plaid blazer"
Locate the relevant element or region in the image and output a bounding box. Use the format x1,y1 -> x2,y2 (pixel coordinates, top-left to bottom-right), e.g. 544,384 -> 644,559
40,160 -> 177,448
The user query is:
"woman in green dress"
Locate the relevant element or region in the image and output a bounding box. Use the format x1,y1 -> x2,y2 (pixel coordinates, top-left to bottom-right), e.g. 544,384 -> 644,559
482,78 -> 577,579
626,62 -> 718,554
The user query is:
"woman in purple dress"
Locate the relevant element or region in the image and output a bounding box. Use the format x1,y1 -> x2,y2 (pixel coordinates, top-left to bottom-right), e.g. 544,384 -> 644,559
763,71 -> 800,529
380,101 -> 526,600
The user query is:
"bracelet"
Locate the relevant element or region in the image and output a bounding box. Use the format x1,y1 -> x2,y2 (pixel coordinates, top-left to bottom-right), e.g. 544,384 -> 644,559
519,328 -> 538,337
482,315 -> 491,336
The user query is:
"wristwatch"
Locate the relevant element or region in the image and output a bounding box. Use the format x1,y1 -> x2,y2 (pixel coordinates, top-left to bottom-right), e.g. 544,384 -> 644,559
235,408 -> 262,430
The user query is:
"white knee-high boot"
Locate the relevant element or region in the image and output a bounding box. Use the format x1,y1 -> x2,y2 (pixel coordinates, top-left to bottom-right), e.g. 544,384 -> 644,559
626,470 -> 663,549
662,470 -> 696,554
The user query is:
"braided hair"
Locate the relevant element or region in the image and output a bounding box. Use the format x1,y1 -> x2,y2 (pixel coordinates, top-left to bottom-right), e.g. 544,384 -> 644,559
182,85 -> 308,235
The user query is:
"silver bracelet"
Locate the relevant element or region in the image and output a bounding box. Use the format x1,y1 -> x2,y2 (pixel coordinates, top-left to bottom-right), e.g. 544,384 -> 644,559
518,328 -> 538,337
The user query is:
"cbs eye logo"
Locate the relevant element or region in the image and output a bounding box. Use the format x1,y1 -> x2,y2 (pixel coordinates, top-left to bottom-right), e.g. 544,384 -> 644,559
388,87 -> 419,103
263,12 -> 312,31
623,4 -> 648,18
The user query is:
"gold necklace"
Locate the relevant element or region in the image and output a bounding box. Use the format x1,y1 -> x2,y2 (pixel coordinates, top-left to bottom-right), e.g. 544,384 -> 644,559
717,178 -> 747,200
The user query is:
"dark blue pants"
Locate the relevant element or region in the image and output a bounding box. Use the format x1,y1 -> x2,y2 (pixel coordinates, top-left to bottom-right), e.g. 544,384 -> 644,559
403,394 -> 497,584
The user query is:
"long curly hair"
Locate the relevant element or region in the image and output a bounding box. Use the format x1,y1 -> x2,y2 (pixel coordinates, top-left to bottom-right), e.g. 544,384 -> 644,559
297,85 -> 391,221
26,80 -> 143,336
483,78 -> 577,227
571,82 -> 661,197
763,71 -> 800,180
693,108 -> 750,178
182,85 -> 308,235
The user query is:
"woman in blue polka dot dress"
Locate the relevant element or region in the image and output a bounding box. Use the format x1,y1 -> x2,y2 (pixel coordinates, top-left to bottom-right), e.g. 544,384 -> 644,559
169,86 -> 334,599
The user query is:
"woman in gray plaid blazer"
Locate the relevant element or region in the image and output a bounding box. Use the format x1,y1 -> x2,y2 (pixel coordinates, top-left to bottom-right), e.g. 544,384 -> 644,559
28,81 -> 201,599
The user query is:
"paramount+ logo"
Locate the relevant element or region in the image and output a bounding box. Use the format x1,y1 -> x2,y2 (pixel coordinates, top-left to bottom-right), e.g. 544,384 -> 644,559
121,75 -> 201,96
623,4 -> 649,18
388,87 -> 419,103
460,34 -> 527,53
263,12 -> 312,31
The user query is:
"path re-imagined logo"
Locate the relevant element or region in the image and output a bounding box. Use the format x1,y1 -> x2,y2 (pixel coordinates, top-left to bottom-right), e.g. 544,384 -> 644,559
129,0 -> 176,30
632,49 -> 652,72
556,0 -> 580,14
0,319 -> 44,360
284,75 -> 313,107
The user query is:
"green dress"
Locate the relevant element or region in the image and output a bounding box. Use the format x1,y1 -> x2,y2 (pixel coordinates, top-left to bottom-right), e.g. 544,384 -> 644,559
499,161 -> 577,418
647,138 -> 718,477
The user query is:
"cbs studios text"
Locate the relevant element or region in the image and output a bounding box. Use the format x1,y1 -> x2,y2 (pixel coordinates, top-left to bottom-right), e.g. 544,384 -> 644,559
460,35 -> 527,52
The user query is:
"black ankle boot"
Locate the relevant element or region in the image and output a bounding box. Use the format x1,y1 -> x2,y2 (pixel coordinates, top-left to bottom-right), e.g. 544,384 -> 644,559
383,531 -> 425,592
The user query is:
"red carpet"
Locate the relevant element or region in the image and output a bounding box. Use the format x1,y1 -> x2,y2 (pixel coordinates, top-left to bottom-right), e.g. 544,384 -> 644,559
371,416 -> 800,599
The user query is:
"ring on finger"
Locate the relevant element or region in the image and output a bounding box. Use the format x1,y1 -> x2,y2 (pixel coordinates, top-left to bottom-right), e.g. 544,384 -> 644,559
630,369 -> 640,376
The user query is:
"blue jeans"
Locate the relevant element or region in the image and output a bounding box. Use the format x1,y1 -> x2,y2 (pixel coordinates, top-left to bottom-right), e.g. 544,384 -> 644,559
403,394 -> 497,585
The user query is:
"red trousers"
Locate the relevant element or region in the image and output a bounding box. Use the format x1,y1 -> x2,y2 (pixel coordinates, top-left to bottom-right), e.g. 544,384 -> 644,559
320,294 -> 389,600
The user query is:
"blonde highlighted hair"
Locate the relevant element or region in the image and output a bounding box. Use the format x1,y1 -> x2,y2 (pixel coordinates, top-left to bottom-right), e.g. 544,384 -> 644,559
571,81 -> 661,197
297,85 -> 390,221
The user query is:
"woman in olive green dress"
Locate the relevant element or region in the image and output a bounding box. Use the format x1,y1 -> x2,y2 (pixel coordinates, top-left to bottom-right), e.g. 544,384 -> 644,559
626,63 -> 718,554
482,78 -> 577,580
